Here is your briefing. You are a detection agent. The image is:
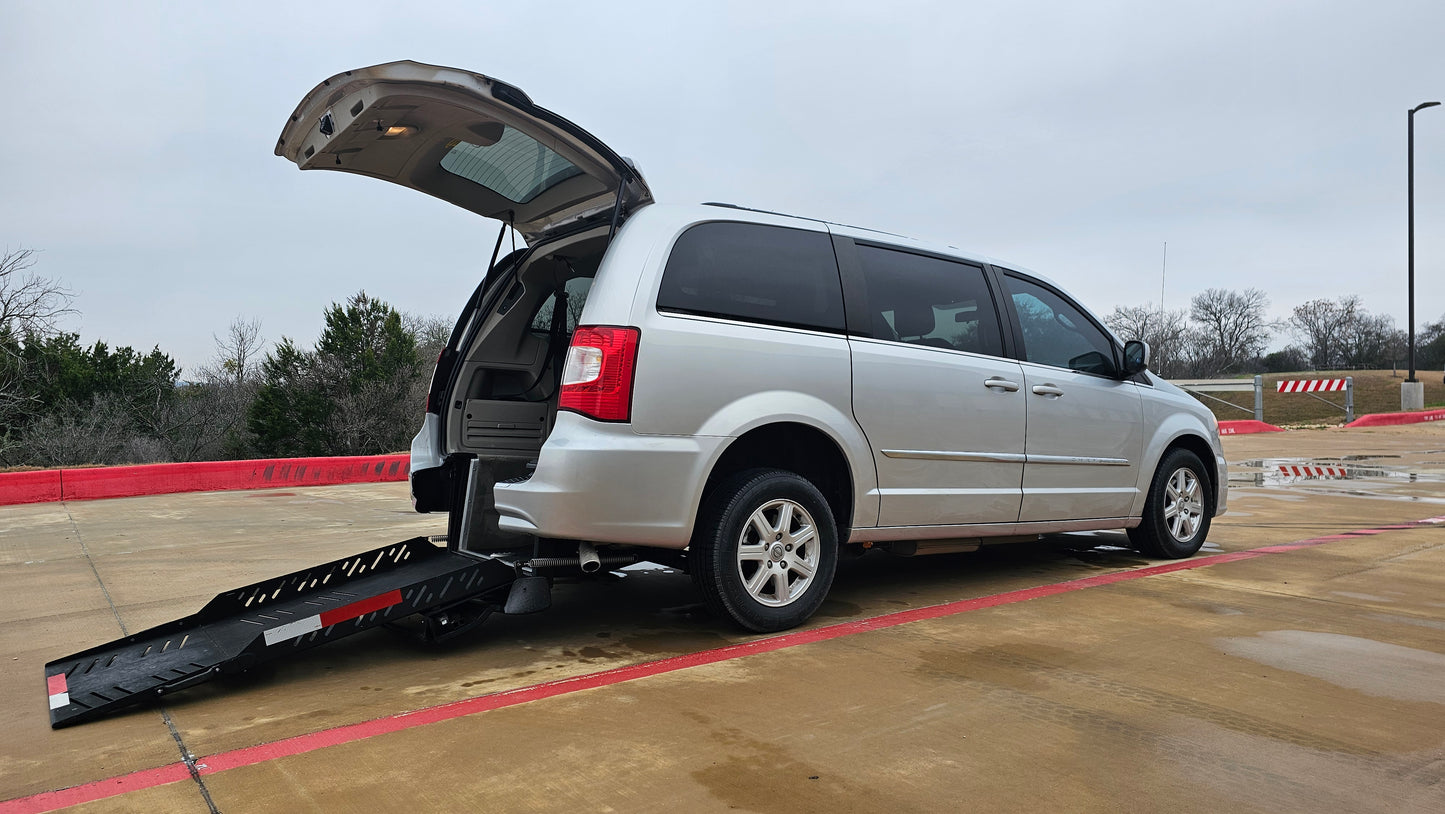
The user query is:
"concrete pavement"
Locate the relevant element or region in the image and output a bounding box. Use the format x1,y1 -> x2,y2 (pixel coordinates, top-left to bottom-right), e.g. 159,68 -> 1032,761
3,425 -> 1443,812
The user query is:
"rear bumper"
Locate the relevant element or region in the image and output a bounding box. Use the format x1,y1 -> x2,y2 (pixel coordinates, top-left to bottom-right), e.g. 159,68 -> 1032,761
409,414 -> 449,513
493,412 -> 725,548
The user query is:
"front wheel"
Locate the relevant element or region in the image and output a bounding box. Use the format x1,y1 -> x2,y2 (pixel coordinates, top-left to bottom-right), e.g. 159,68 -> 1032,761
1128,448 -> 1213,559
690,469 -> 839,632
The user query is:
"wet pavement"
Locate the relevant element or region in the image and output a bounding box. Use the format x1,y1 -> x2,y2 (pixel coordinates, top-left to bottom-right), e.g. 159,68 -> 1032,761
2,424 -> 1444,812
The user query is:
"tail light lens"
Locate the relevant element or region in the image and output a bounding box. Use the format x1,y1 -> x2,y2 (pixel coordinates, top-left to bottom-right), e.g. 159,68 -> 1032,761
559,326 -> 640,422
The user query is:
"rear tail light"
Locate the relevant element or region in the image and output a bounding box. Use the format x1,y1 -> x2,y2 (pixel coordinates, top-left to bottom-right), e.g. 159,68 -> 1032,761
559,326 -> 640,422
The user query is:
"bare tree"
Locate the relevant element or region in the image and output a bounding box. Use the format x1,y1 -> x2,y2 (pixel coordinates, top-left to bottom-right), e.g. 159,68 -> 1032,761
1289,297 -> 1358,369
402,312 -> 453,361
1104,304 -> 1193,378
208,316 -> 265,386
1340,312 -> 1403,369
1420,315 -> 1445,371
156,317 -> 268,461
1,248 -> 75,337
1,248 -> 76,457
1288,296 -> 1402,370
1189,288 -> 1274,375
17,394 -> 134,466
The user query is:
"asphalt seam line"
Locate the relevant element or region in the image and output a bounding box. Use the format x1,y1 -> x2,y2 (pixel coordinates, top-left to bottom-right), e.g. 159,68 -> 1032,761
6,514 -> 1443,814
56,503 -> 221,814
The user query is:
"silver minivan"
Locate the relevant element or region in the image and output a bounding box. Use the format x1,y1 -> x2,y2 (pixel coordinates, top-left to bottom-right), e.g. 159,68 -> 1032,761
278,61 -> 1227,632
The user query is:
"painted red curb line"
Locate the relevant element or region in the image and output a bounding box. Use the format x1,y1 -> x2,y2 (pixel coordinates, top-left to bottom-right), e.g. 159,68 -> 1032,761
6,515 -> 1443,814
1217,419 -> 1285,435
0,764 -> 192,814
0,454 -> 409,506
1344,408 -> 1445,428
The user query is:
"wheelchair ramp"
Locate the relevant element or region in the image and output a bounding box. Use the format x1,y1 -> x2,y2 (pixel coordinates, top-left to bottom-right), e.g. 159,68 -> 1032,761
45,537 -> 516,728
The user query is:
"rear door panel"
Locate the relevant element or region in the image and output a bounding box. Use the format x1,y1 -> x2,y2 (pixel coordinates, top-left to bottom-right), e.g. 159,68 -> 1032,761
842,241 -> 1025,527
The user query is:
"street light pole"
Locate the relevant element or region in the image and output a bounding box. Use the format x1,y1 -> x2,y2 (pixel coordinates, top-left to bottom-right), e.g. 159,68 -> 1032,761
1408,101 -> 1439,387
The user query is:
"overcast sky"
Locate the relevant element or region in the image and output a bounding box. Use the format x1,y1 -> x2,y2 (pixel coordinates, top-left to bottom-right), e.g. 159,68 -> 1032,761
4,0 -> 1444,373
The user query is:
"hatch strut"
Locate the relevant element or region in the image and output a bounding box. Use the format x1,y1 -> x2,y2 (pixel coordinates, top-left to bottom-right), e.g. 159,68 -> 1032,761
481,212 -> 514,291
607,173 -> 630,241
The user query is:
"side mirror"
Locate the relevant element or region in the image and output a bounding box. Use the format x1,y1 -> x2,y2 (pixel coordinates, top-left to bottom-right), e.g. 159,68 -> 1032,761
1121,340 -> 1150,377
1068,350 -> 1117,376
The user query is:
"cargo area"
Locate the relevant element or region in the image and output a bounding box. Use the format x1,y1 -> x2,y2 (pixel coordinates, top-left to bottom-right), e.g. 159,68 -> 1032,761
442,229 -> 610,470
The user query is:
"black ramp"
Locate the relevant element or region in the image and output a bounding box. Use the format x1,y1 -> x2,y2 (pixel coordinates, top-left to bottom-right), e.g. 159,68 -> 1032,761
44,537 -> 516,728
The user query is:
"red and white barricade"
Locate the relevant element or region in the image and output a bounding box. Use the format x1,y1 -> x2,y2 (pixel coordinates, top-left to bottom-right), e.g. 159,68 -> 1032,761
1276,379 -> 1347,393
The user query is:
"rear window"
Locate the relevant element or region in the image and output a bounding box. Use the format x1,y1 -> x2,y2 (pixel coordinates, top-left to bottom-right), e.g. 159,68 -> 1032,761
657,222 -> 845,332
440,127 -> 582,204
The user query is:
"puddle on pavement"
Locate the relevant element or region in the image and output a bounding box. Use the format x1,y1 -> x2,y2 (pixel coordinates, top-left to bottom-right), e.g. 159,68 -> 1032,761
1230,457 -> 1445,488
1218,630 -> 1445,704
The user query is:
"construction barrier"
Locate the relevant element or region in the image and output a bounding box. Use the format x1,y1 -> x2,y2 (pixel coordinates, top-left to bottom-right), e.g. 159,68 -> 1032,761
1276,378 -> 1348,393
0,469 -> 64,505
0,454 -> 409,506
1171,376 -> 1265,422
1275,377 -> 1354,423
1344,408 -> 1445,428
1278,465 -> 1349,478
1218,420 -> 1286,435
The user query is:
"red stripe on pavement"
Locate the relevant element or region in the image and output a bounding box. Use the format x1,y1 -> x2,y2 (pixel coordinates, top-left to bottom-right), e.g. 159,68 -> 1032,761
0,764 -> 192,814
319,590 -> 404,627
7,515 -> 1444,814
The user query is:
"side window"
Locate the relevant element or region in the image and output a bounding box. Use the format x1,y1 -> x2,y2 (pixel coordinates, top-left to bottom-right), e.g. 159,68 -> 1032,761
529,276 -> 594,334
657,222 -> 846,332
855,244 -> 1004,357
1004,274 -> 1118,375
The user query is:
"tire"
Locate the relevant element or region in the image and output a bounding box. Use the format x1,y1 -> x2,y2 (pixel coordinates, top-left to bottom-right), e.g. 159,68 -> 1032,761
690,468 -> 839,632
1128,448 -> 1213,559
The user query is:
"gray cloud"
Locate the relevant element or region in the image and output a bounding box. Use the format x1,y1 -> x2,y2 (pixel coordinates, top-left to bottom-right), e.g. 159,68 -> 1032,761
4,0 -> 1443,372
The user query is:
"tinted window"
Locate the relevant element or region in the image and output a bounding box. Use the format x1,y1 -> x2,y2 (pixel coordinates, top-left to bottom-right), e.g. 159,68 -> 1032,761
1004,274 -> 1118,375
530,276 -> 594,334
855,245 -> 1004,357
440,128 -> 583,204
657,222 -> 845,332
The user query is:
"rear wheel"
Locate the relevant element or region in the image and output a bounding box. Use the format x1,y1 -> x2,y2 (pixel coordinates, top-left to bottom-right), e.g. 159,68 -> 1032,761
691,468 -> 838,632
1128,448 -> 1212,558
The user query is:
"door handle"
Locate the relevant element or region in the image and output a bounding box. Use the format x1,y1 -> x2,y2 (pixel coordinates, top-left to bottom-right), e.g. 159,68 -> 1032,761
1031,384 -> 1065,397
984,377 -> 1020,392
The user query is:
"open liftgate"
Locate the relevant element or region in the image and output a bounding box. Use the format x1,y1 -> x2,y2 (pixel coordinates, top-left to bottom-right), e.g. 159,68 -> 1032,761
43,537 -> 521,728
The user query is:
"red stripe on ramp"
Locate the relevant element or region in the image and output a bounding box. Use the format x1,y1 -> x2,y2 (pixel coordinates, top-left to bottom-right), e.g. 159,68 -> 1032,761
319,590 -> 403,627
7,515 -> 1445,813
45,674 -> 66,695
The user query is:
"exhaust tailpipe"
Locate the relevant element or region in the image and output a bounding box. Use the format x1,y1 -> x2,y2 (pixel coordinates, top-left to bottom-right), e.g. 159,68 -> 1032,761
578,542 -> 602,573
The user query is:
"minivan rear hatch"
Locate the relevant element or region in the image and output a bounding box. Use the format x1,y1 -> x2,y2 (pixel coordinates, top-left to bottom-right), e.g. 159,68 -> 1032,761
275,61 -> 651,242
